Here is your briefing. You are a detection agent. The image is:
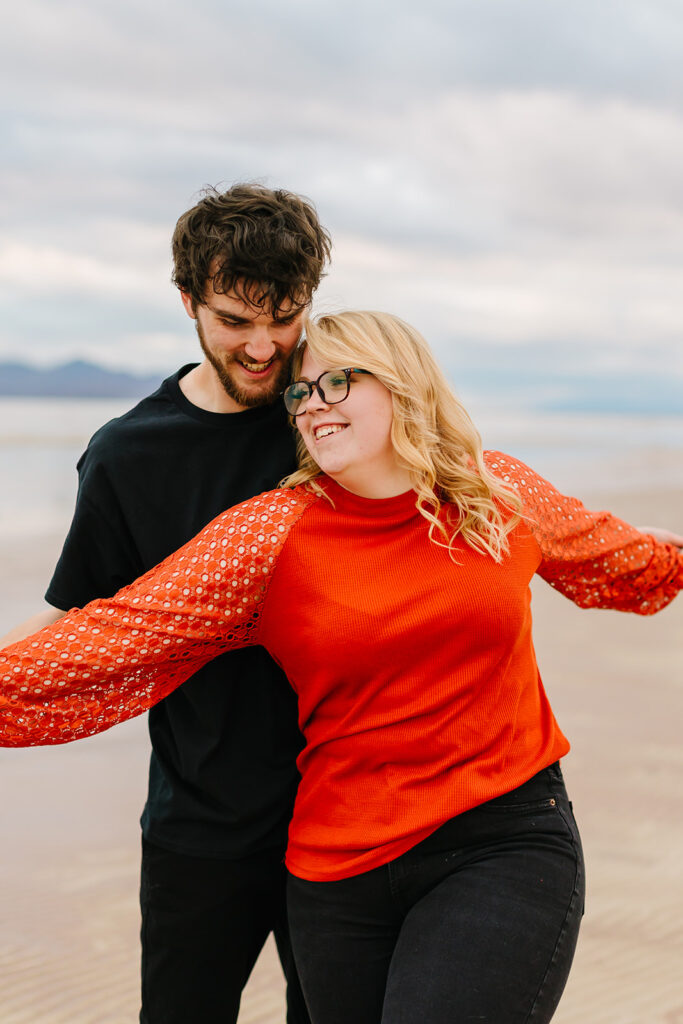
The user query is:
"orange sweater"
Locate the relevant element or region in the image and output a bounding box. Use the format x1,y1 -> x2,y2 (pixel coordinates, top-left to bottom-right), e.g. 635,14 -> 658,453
1,452 -> 681,880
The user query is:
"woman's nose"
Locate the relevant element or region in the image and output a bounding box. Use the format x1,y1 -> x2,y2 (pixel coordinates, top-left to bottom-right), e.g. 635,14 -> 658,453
305,383 -> 331,412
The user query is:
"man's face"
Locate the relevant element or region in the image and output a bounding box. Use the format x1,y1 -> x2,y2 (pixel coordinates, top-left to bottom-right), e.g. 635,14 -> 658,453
181,283 -> 306,410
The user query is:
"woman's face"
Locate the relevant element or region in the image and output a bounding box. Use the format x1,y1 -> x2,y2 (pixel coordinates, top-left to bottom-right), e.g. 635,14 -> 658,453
295,350 -> 412,498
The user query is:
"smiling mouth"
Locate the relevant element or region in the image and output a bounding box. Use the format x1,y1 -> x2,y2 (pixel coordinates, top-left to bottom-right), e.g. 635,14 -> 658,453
238,357 -> 276,375
314,424 -> 348,440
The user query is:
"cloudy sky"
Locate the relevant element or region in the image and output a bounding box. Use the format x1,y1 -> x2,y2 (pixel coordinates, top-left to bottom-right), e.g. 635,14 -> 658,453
2,0 -> 682,406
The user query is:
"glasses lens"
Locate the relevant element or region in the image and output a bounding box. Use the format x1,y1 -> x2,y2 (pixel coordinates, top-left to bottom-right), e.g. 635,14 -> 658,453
284,381 -> 310,415
319,370 -> 349,404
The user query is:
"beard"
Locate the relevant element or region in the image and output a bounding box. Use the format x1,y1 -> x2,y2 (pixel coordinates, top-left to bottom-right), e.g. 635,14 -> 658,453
195,320 -> 293,408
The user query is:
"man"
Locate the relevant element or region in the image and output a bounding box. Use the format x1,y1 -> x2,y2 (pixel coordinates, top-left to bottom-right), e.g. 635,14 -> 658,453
7,184 -> 331,1023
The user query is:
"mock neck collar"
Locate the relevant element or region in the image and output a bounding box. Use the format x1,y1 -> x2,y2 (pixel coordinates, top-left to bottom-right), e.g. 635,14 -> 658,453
318,475 -> 418,516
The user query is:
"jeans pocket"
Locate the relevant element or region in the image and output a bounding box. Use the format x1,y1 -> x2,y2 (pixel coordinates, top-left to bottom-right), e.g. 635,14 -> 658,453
482,795 -> 558,814
480,764 -> 561,814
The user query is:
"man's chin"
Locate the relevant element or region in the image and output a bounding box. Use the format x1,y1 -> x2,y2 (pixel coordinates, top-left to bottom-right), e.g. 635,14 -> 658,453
228,383 -> 281,408
216,366 -> 287,409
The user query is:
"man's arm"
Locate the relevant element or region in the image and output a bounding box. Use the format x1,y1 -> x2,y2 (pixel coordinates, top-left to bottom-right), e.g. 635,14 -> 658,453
0,606 -> 66,649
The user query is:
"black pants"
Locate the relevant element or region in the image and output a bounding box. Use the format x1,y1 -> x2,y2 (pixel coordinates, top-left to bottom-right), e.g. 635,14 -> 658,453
140,838 -> 310,1024
288,764 -> 584,1024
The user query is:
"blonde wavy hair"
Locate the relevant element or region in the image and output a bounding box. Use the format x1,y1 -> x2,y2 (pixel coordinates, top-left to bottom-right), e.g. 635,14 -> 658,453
283,310 -> 522,562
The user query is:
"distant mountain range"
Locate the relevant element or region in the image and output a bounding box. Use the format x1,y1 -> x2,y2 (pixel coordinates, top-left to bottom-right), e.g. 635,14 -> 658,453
0,357 -> 681,415
0,360 -> 164,398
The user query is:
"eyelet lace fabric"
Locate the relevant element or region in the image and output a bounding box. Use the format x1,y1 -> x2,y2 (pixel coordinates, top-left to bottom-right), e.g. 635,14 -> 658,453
1,458 -> 681,750
485,452 -> 682,613
0,488 -> 317,747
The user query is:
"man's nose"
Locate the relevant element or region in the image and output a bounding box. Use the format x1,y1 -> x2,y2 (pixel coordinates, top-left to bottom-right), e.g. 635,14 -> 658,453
244,326 -> 276,360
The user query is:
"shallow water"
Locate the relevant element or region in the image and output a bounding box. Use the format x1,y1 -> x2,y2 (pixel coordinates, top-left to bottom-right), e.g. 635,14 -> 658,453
1,396 -> 682,538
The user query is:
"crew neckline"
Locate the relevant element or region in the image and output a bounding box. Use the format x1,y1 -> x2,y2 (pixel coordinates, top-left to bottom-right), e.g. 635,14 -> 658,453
319,475 -> 418,516
165,364 -> 287,427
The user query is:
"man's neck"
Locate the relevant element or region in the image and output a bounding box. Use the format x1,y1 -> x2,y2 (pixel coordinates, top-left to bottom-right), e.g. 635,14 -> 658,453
178,360 -> 245,414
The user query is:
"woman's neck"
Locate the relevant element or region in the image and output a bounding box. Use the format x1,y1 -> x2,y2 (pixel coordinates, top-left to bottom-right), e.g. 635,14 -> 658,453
327,465 -> 414,499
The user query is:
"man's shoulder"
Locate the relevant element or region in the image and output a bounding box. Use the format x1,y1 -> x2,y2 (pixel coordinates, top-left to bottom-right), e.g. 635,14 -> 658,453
82,368 -> 189,464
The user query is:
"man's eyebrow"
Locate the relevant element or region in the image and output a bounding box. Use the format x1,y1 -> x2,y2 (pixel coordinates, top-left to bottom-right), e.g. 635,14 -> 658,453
206,304 -> 302,324
272,307 -> 305,323
206,306 -> 251,322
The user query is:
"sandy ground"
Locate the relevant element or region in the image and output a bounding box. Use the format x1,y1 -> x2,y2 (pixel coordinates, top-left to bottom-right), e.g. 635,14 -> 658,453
1,488 -> 682,1023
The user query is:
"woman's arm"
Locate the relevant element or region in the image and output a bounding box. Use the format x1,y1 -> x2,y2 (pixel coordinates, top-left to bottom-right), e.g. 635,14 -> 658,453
485,452 -> 683,614
636,526 -> 683,549
0,606 -> 66,648
0,520 -> 256,746
0,488 -> 315,747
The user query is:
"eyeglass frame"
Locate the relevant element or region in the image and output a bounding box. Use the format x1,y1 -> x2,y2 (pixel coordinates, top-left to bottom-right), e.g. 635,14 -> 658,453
283,367 -> 371,417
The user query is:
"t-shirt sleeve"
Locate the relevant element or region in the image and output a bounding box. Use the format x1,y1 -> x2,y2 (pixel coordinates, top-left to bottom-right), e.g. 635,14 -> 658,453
46,443 -> 144,610
485,452 -> 683,615
1,490 -> 313,747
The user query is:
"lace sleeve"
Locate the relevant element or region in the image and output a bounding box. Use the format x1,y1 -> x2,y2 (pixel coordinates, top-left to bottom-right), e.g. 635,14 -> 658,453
0,489 -> 315,747
485,452 -> 683,615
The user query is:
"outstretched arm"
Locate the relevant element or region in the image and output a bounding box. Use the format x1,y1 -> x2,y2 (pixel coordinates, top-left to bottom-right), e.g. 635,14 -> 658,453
1,606 -> 66,649
485,452 -> 683,614
0,521 -> 257,745
0,489 -> 314,747
636,526 -> 683,549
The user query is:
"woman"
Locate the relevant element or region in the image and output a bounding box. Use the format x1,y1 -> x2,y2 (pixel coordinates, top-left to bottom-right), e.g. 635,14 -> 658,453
2,311 -> 682,1023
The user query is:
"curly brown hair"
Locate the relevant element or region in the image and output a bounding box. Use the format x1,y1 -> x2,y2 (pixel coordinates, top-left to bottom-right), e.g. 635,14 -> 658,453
171,183 -> 331,314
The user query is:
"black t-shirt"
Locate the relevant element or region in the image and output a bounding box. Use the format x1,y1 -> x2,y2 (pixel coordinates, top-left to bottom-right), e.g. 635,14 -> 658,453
46,366 -> 303,859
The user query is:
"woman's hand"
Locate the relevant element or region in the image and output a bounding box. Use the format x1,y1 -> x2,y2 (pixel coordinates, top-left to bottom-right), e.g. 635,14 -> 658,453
0,606 -> 66,649
637,526 -> 683,548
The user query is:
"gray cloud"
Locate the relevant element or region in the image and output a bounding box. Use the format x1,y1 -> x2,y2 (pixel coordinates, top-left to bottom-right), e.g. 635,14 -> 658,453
1,0 -> 682,389
5,1 -> 683,112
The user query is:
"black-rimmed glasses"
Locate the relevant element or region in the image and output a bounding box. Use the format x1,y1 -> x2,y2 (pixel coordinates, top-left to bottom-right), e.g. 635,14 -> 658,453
283,368 -> 370,416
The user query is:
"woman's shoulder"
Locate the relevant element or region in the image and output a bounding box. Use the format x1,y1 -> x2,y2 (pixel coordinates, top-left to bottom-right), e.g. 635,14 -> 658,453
482,450 -> 531,477
208,484 -> 321,537
483,451 -> 554,499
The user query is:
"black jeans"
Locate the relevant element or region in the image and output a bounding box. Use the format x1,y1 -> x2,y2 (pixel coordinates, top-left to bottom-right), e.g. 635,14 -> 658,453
139,837 -> 310,1024
287,763 -> 584,1024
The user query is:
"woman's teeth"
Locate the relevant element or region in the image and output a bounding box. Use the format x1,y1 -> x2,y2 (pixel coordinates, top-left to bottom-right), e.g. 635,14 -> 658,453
315,424 -> 347,440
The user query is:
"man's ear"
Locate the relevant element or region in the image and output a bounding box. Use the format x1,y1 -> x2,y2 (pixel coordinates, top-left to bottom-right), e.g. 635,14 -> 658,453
180,290 -> 197,320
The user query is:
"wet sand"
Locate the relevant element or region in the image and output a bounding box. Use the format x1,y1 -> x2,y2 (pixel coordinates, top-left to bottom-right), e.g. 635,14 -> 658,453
1,489 -> 682,1022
